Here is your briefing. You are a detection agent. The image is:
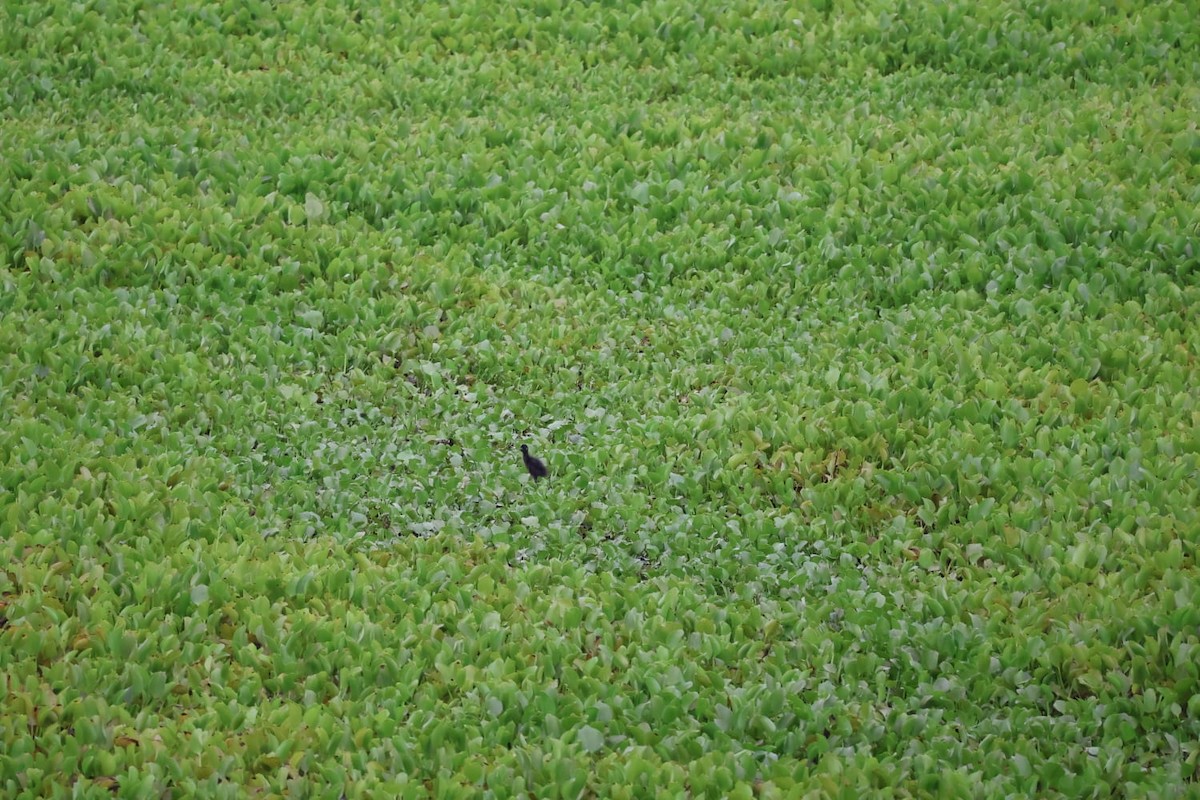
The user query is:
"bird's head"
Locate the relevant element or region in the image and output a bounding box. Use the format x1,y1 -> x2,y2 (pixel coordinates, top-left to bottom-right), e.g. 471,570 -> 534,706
520,444 -> 529,453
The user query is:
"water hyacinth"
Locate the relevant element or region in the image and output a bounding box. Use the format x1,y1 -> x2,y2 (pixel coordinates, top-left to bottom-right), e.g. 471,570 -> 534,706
1,0 -> 1198,797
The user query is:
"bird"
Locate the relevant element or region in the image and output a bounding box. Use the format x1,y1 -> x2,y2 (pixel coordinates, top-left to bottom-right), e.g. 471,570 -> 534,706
520,444 -> 549,482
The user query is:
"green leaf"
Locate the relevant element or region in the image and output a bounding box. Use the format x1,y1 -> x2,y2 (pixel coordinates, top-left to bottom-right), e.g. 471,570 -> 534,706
578,725 -> 604,753
304,192 -> 326,221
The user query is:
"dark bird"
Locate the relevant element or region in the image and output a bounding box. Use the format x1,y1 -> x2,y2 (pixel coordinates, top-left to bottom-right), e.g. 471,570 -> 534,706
520,444 -> 549,482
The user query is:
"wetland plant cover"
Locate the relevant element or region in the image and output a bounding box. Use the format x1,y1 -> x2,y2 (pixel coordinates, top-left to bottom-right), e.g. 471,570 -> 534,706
1,0 -> 1198,797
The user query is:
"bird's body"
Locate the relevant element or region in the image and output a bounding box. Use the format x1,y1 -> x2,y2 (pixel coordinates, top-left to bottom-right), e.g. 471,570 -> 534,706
520,444 -> 549,481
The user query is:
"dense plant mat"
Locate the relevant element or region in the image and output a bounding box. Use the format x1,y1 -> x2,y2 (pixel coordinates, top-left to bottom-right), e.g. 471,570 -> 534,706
2,0 -> 1198,796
